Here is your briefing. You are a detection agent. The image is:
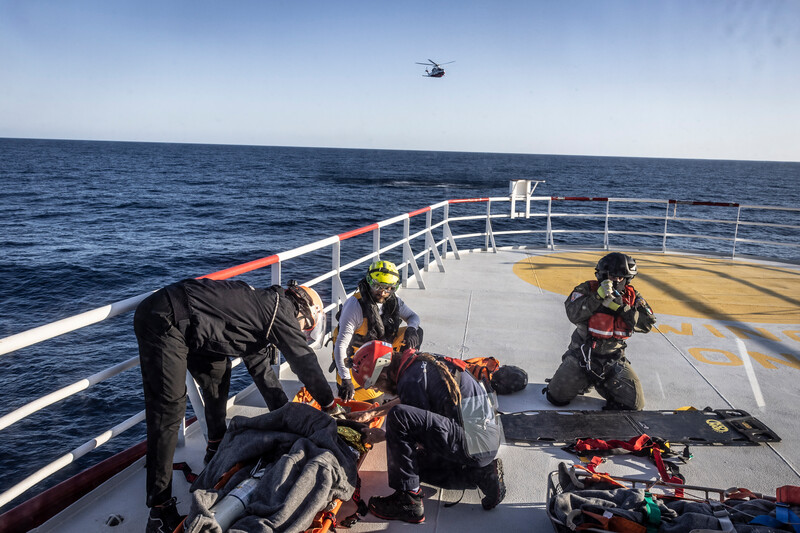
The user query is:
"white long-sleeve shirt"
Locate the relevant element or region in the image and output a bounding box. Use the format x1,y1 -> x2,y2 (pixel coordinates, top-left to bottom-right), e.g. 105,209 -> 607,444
333,295 -> 420,380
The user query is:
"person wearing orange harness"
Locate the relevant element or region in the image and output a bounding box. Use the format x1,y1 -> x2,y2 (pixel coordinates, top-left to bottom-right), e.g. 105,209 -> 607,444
544,252 -> 656,410
332,260 -> 422,402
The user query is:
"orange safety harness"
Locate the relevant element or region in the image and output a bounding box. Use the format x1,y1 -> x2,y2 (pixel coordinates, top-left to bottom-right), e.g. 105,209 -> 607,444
565,434 -> 687,497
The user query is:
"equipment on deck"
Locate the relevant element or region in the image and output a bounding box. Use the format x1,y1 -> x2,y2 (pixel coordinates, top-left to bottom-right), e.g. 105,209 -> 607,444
500,408 -> 781,446
547,463 -> 800,533
464,357 -> 528,394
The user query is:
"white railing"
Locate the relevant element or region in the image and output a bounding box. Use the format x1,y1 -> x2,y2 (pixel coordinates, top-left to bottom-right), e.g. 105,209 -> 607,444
1,182 -> 798,510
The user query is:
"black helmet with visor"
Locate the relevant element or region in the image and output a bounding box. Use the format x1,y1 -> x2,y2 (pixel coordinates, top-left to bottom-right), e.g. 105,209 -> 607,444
595,252 -> 637,290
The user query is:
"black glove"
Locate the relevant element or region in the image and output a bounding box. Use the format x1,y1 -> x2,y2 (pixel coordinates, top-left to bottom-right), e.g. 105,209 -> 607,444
337,379 -> 355,402
403,327 -> 421,350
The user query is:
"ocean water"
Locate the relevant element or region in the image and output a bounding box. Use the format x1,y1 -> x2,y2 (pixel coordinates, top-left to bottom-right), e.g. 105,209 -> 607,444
1,138 -> 798,508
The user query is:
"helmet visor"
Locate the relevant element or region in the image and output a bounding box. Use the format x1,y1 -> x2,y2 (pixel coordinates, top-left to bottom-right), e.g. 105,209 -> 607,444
367,276 -> 399,293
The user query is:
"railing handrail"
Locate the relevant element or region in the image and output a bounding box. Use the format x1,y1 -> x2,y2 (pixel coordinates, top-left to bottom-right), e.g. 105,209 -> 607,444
2,189 -> 798,511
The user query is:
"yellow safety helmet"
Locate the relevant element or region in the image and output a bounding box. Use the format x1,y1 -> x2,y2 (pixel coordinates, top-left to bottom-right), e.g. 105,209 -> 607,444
366,260 -> 400,291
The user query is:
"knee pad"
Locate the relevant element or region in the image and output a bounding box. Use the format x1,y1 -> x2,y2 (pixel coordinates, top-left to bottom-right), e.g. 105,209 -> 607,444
544,388 -> 571,407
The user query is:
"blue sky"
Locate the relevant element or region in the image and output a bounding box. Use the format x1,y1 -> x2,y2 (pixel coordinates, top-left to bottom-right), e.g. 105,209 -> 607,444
1,1 -> 798,161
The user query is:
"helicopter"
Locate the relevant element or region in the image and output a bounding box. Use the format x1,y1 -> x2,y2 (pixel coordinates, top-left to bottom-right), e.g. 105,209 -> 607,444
416,59 -> 455,78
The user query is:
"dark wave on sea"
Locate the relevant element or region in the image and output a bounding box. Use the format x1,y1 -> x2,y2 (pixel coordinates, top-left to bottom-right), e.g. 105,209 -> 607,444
0,138 -> 798,508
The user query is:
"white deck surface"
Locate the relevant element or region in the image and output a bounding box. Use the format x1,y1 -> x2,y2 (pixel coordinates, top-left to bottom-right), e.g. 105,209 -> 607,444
36,248 -> 800,532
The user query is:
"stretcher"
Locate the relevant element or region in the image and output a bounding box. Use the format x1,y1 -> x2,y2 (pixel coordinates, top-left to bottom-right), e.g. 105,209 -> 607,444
174,391 -> 385,533
293,390 -> 386,533
500,407 -> 781,446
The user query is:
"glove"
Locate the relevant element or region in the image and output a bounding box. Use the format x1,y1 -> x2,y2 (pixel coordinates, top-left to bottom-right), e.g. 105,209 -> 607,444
402,327 -> 420,350
337,379 -> 355,402
597,279 -> 614,299
602,296 -> 621,311
323,402 -> 347,419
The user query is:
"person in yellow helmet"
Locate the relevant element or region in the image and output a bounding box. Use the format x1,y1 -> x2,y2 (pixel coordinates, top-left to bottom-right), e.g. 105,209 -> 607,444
332,260 -> 422,402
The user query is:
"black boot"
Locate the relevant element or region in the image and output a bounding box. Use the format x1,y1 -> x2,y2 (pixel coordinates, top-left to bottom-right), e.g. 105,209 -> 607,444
146,497 -> 185,533
473,459 -> 506,510
203,439 -> 221,464
368,489 -> 425,523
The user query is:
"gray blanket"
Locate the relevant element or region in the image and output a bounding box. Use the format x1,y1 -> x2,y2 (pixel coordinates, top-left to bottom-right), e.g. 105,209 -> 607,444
185,402 -> 359,533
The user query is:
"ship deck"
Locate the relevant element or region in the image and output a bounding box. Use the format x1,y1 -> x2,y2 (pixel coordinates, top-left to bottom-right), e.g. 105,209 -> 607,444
37,248 -> 800,532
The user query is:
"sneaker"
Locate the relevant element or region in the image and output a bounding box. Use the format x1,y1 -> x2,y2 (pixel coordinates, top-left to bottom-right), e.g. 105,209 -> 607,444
474,459 -> 506,510
146,497 -> 185,533
368,490 -> 425,523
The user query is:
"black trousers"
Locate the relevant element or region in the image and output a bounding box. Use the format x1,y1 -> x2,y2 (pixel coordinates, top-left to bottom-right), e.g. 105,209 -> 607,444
134,289 -> 288,507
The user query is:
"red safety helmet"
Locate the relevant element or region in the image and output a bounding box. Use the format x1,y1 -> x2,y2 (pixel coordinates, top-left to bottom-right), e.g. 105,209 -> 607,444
351,340 -> 394,389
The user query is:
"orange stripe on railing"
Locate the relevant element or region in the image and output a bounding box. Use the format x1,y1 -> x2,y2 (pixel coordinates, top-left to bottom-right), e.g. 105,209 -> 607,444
448,198 -> 490,204
199,255 -> 280,280
338,223 -> 380,241
407,207 -> 431,217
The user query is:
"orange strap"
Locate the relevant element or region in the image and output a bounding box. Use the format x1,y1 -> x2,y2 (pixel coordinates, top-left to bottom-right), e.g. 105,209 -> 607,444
574,435 -> 684,496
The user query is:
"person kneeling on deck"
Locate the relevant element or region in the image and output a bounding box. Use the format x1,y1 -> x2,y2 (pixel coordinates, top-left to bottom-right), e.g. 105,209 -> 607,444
134,278 -> 341,533
544,252 -> 656,411
332,260 -> 423,402
347,341 -> 505,523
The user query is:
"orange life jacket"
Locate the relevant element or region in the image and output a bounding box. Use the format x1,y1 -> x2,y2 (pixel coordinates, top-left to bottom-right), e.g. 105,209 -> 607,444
587,281 -> 636,340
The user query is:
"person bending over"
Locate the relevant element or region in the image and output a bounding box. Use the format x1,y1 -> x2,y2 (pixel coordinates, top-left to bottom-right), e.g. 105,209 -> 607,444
135,278 -> 339,533
346,341 -> 505,523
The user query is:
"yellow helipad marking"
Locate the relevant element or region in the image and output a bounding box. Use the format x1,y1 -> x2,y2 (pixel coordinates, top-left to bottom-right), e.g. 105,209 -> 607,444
513,252 -> 800,324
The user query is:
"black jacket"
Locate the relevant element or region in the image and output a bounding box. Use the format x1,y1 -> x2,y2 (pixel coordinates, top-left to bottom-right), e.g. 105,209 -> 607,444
167,278 -> 333,405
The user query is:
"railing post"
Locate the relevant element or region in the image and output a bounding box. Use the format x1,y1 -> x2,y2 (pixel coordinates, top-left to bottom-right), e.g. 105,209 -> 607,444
485,200 -> 497,253
185,374 -> 207,444
373,227 -> 381,262
547,198 -> 554,249
424,210 -> 432,271
526,191 -> 531,218
662,202 -> 671,253
424,208 -> 446,273
440,203 -> 452,257
271,262 -> 281,287
402,218 -> 411,286
604,200 -> 610,250
732,205 -> 742,259
331,240 -> 347,328
403,218 -> 426,289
